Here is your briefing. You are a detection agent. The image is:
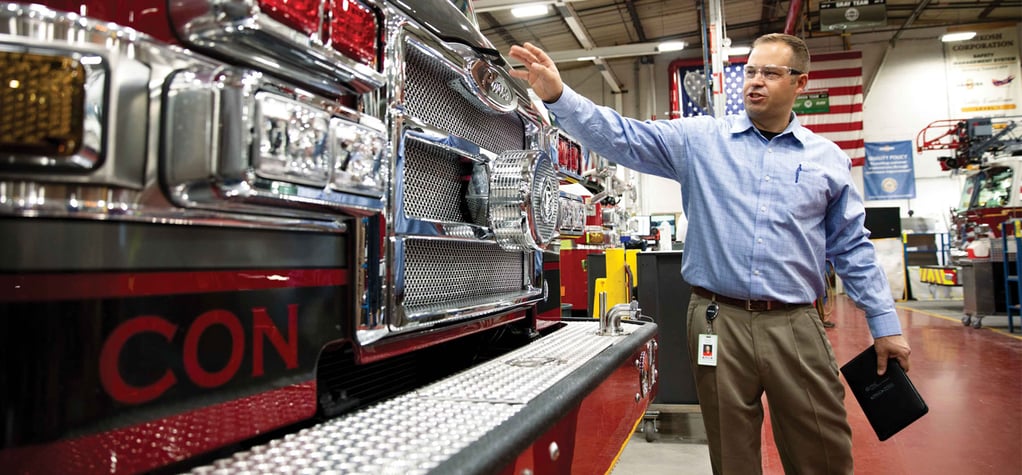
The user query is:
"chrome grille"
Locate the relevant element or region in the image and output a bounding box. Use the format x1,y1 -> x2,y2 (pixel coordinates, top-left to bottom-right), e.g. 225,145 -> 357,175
402,239 -> 525,312
402,39 -> 524,154
386,31 -> 544,329
402,138 -> 468,223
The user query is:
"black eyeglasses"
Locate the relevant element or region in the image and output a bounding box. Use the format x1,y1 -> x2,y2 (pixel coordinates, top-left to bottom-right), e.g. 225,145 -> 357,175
743,65 -> 804,81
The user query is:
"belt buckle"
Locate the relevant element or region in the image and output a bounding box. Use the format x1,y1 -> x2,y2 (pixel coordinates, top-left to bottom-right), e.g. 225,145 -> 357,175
747,300 -> 772,311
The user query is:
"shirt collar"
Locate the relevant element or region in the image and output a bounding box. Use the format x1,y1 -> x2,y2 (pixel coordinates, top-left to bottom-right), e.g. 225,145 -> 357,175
731,111 -> 809,145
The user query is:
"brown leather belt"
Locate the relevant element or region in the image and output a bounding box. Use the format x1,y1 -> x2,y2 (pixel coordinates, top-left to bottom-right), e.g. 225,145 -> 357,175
691,286 -> 808,312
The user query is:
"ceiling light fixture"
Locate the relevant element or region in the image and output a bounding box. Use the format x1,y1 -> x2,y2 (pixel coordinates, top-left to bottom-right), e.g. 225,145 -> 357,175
941,31 -> 976,42
728,46 -> 751,56
577,56 -> 596,62
657,41 -> 686,52
511,4 -> 549,18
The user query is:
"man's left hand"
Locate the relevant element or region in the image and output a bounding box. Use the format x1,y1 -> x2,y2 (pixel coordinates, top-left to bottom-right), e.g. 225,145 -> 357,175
874,334 -> 911,375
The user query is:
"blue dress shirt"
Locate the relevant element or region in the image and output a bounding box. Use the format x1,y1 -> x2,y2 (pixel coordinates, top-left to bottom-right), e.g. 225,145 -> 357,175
547,85 -> 901,338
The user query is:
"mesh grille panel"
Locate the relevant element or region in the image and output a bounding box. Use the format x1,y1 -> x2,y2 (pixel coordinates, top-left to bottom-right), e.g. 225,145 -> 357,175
402,138 -> 468,222
402,39 -> 525,154
403,239 -> 525,309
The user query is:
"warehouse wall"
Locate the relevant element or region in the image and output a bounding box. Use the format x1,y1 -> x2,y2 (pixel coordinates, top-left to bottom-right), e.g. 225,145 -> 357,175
556,23 -> 1022,237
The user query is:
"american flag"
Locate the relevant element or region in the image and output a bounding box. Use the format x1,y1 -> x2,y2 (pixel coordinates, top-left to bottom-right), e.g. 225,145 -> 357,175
799,51 -> 865,167
675,51 -> 866,166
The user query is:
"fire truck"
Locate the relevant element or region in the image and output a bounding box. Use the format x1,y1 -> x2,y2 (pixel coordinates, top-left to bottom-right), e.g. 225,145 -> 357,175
916,115 -> 1022,250
914,116 -> 1022,325
0,1 -> 658,473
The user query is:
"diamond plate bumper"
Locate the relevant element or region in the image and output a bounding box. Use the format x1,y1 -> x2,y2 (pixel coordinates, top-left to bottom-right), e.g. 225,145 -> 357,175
188,320 -> 658,474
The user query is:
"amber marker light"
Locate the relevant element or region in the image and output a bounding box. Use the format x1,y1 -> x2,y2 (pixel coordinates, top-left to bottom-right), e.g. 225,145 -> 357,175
0,51 -> 86,158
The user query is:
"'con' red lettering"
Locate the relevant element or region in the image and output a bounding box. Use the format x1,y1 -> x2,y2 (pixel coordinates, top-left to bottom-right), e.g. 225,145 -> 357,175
100,316 -> 178,404
252,304 -> 299,376
99,306 -> 301,404
183,309 -> 245,388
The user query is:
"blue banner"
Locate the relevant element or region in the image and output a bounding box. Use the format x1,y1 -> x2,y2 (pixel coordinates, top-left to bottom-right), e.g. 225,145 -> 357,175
864,140 -> 916,200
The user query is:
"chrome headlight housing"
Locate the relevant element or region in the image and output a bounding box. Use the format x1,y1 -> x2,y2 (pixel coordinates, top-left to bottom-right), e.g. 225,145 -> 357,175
487,150 -> 559,251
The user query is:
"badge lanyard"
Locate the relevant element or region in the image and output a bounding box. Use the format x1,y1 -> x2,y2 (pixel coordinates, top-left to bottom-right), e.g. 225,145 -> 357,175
698,298 -> 719,366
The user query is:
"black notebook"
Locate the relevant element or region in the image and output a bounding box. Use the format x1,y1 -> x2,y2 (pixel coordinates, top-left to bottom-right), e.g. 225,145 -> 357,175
840,345 -> 928,441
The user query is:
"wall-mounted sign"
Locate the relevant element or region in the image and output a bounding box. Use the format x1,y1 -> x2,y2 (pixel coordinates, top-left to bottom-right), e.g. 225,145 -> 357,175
820,0 -> 887,32
794,91 -> 830,114
943,27 -> 1022,117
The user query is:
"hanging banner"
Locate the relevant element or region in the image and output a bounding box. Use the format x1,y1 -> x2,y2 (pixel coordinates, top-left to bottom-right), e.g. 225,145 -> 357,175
677,61 -> 747,118
864,140 -> 915,200
944,27 -> 1022,118
798,51 -> 866,167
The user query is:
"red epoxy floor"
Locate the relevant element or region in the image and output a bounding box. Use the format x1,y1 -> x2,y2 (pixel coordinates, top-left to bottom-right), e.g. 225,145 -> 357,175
760,295 -> 1022,474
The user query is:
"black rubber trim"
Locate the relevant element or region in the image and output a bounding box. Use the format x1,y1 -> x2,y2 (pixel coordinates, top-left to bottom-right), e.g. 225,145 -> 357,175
431,319 -> 658,474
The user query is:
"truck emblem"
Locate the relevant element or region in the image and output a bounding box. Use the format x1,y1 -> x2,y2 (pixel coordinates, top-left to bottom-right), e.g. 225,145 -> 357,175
539,177 -> 559,225
468,60 -> 517,112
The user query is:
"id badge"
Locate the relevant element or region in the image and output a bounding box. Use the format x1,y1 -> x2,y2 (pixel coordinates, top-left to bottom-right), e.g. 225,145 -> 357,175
697,333 -> 718,366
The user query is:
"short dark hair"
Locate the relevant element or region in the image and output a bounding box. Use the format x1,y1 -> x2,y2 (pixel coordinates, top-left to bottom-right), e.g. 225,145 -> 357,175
753,33 -> 810,73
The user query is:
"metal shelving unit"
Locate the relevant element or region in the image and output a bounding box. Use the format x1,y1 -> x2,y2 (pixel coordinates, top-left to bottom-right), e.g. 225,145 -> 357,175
999,219 -> 1021,333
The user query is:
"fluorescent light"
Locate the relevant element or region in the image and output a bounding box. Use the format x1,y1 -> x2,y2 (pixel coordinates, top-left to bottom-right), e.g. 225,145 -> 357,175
577,56 -> 596,61
941,31 -> 976,42
657,41 -> 686,52
728,46 -> 751,56
511,4 -> 549,18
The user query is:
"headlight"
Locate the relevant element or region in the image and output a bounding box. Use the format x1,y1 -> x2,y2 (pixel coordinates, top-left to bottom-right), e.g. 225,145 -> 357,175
163,67 -> 387,214
256,93 -> 332,186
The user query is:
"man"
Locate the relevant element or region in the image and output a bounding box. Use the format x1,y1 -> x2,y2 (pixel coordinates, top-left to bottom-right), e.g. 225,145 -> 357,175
510,34 -> 912,474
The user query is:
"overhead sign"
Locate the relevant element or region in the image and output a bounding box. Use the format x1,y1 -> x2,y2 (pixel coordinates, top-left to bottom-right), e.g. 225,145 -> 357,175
820,0 -> 887,32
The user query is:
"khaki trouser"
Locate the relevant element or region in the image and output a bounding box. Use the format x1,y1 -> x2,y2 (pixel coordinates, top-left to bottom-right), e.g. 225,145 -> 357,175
687,292 -> 853,475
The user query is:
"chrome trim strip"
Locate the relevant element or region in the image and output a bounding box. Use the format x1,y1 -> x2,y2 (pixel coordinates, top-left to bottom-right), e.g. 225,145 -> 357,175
168,0 -> 385,96
0,216 -> 346,272
399,290 -> 544,327
354,216 -> 386,338
0,181 -> 347,233
403,126 -> 485,162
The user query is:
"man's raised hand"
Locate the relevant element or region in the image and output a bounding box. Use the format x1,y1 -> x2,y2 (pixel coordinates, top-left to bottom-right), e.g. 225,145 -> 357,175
508,42 -> 564,103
